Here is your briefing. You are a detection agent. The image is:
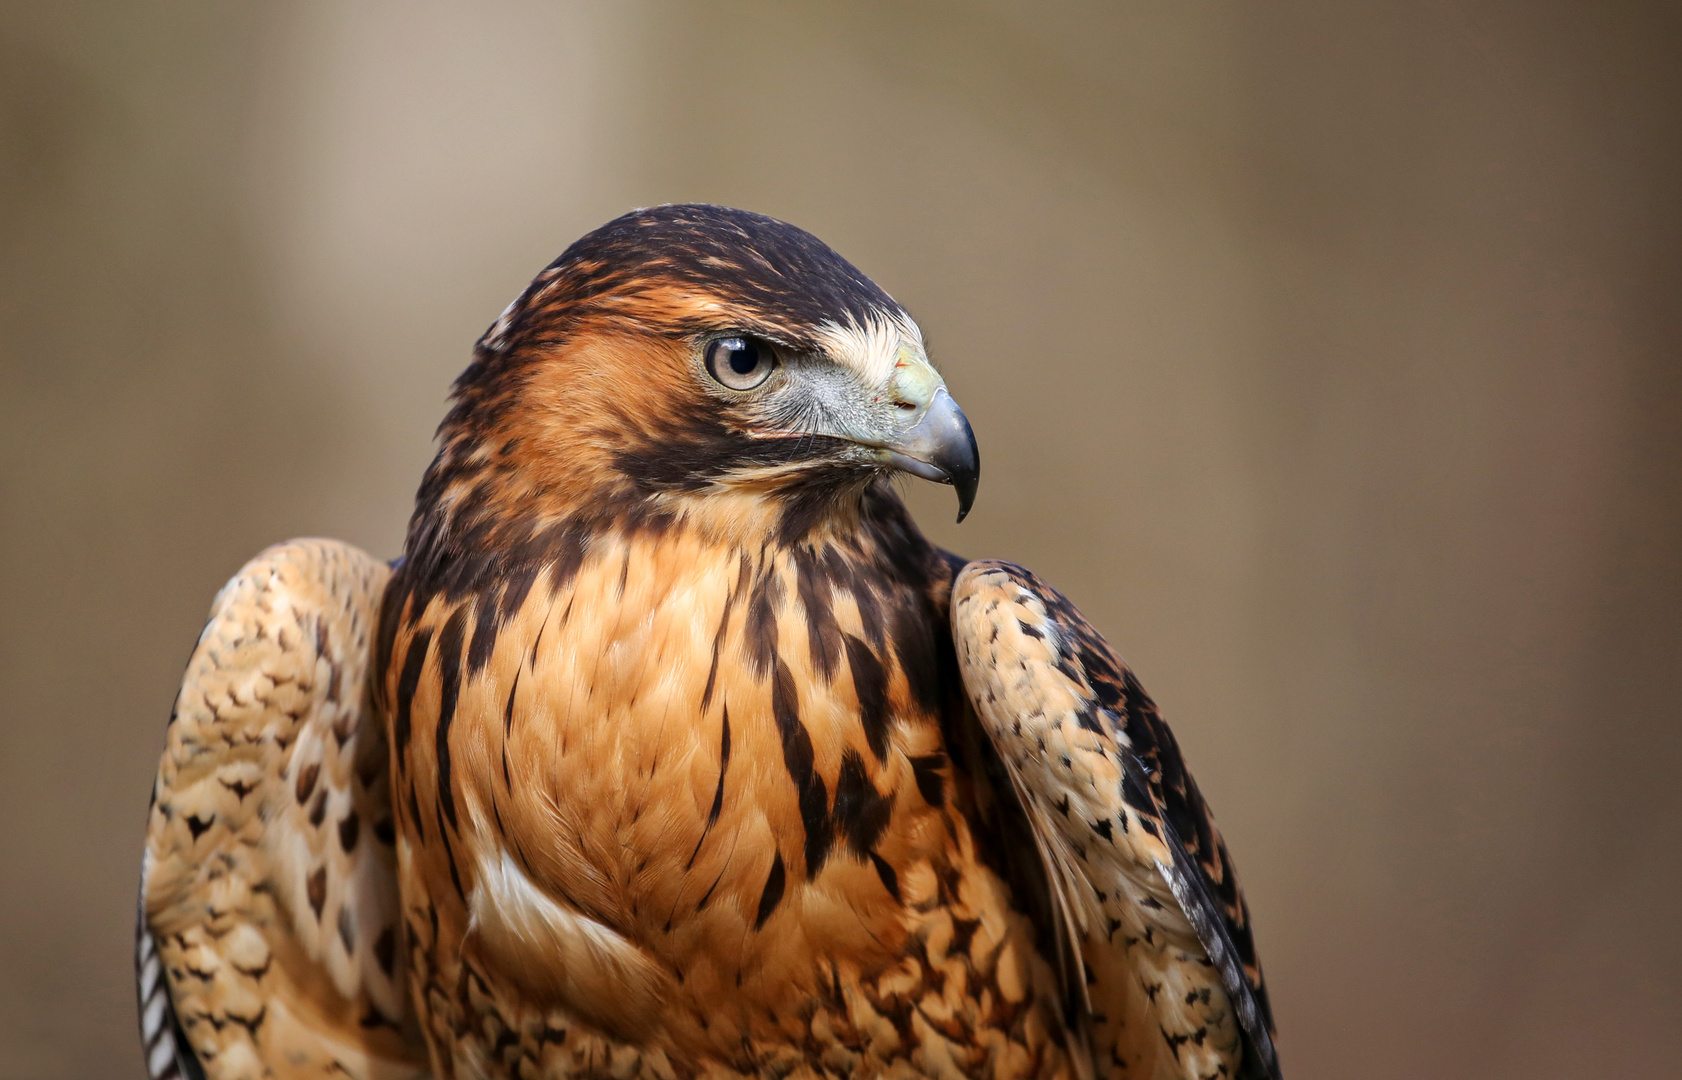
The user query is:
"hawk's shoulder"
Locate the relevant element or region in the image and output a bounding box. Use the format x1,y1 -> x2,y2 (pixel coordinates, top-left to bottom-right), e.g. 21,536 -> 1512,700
950,560 -> 1280,1080
140,539 -> 427,1080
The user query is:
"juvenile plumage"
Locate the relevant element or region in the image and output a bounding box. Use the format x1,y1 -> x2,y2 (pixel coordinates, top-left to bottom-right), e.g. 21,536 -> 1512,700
140,205 -> 1279,1080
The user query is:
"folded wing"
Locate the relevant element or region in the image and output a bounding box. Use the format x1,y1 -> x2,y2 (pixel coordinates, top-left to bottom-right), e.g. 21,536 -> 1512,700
951,561 -> 1280,1080
138,540 -> 429,1080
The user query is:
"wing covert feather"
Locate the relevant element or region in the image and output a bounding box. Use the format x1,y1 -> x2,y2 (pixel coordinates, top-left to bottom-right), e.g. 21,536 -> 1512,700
951,561 -> 1280,1080
139,540 -> 429,1080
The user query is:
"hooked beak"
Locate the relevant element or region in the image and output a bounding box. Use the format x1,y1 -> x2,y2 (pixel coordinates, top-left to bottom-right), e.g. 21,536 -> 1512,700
881,386 -> 980,522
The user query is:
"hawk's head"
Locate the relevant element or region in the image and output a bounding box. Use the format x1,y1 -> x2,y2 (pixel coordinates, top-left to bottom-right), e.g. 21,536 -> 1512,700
429,204 -> 978,548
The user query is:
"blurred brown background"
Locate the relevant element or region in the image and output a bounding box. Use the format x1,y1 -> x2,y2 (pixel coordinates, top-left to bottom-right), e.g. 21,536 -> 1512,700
3,2 -> 1679,1077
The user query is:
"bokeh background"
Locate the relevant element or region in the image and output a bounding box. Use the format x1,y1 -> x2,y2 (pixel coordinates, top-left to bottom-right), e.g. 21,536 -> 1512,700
3,2 -> 1679,1077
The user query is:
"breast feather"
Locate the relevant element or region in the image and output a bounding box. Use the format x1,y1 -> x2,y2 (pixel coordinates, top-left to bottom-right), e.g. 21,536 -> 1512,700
466,843 -> 674,1043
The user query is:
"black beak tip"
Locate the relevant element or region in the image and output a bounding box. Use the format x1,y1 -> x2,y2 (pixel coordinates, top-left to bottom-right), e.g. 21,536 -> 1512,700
955,484 -> 982,524
947,418 -> 980,524
952,468 -> 978,523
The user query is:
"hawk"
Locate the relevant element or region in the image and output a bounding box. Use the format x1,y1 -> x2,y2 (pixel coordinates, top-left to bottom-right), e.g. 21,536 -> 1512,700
138,205 -> 1281,1080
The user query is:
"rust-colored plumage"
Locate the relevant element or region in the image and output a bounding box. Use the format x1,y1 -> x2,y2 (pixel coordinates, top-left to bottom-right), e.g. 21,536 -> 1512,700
140,205 -> 1279,1080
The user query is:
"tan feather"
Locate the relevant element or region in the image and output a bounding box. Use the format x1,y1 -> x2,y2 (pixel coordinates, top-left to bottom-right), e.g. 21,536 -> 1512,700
952,561 -> 1279,1080
141,540 -> 428,1080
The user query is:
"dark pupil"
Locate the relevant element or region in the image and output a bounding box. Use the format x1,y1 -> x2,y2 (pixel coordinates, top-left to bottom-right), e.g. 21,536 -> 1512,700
727,340 -> 759,375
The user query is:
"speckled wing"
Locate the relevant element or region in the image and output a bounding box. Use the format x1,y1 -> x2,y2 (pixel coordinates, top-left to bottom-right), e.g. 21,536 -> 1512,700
950,561 -> 1280,1080
138,540 -> 430,1080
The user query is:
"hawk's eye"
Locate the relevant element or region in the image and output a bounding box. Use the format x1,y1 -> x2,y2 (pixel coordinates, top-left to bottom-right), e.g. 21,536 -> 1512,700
705,337 -> 776,391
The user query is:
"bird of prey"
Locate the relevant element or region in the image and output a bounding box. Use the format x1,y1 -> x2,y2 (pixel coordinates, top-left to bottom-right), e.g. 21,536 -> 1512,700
139,205 -> 1280,1080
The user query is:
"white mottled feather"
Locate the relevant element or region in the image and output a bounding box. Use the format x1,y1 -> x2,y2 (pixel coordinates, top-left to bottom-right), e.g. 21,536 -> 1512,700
138,540 -> 427,1080
466,841 -> 673,1042
952,562 -> 1259,1080
813,311 -> 926,389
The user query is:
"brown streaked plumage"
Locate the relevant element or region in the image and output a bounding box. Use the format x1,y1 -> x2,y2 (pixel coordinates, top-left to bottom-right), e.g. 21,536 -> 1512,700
140,205 -> 1280,1080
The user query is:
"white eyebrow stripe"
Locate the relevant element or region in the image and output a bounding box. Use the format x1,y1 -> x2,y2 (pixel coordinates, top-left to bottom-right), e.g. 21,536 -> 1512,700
813,312 -> 926,388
